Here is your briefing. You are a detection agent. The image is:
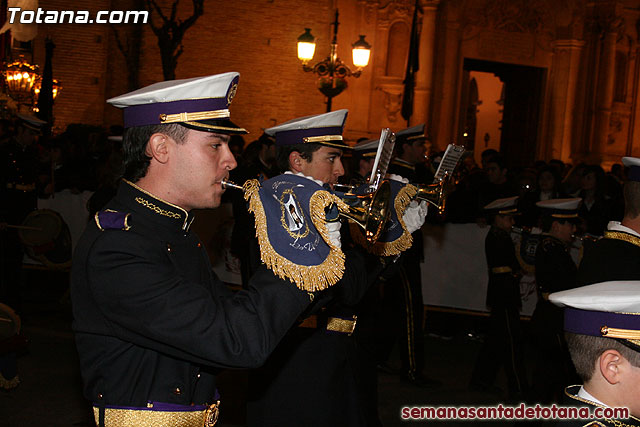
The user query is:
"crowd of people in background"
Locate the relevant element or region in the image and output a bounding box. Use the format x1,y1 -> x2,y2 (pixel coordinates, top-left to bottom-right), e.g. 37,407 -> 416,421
445,147 -> 625,237
0,111 -> 630,242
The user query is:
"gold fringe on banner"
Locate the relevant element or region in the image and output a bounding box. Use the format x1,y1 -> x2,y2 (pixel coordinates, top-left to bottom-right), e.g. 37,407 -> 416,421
350,184 -> 417,256
244,179 -> 347,292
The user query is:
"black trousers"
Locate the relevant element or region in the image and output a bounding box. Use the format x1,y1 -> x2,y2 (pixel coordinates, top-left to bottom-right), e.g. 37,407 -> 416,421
471,305 -> 528,397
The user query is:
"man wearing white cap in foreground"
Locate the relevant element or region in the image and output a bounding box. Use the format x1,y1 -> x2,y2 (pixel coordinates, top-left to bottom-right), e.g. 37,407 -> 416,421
550,281 -> 640,426
577,157 -> 640,285
71,73 -> 317,426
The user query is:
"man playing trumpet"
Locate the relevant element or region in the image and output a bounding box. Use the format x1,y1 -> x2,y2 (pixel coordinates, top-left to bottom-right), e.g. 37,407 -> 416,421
245,111 -> 429,426
71,73 -> 318,427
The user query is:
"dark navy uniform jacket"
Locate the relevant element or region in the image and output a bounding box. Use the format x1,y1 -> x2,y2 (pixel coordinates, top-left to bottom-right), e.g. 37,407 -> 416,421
71,179 -> 312,407
577,230 -> 640,286
532,235 -> 577,334
557,385 -> 640,426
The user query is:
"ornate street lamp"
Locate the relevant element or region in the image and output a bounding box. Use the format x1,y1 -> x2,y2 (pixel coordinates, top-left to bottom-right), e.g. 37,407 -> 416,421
34,79 -> 62,101
33,79 -> 62,112
3,57 -> 40,106
297,10 -> 371,112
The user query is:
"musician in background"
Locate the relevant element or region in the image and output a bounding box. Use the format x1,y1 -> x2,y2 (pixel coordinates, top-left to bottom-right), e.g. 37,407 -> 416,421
246,109 -> 364,426
345,137 -> 376,186
246,110 -> 420,426
470,196 -> 528,401
381,124 -> 440,387
577,156 -> 640,285
0,114 -> 47,312
531,198 -> 581,403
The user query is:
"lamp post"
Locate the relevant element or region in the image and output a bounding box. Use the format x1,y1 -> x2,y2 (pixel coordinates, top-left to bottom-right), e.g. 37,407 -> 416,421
33,79 -> 62,112
3,56 -> 40,109
297,10 -> 371,112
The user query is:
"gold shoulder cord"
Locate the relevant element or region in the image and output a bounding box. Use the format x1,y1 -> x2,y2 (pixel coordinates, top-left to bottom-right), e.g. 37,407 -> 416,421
605,231 -> 640,249
564,386 -> 640,427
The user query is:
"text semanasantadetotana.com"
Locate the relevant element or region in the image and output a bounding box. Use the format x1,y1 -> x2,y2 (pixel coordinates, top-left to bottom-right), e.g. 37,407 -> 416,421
401,404 -> 630,420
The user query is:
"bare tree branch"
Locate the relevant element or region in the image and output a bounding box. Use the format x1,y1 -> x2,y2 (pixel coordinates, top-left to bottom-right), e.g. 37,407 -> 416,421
179,0 -> 204,32
112,26 -> 126,56
143,0 -> 204,80
170,0 -> 178,23
146,0 -> 170,30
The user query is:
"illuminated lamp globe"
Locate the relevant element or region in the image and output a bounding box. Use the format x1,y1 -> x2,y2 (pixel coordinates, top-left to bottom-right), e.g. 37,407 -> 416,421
297,28 -> 316,64
351,35 -> 371,68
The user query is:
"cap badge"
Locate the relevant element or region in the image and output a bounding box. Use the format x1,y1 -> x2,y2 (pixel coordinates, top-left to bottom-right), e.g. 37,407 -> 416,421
227,83 -> 238,105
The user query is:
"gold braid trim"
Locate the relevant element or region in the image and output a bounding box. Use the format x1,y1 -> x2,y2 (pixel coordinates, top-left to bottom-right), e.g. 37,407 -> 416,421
244,179 -> 346,292
0,374 -> 19,390
605,231 -> 640,249
600,325 -> 640,341
564,386 -> 640,426
92,402 -> 219,427
350,184 -> 417,256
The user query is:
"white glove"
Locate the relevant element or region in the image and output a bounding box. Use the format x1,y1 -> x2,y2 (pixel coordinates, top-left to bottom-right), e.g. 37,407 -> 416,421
402,200 -> 428,234
388,173 -> 409,184
325,220 -> 342,249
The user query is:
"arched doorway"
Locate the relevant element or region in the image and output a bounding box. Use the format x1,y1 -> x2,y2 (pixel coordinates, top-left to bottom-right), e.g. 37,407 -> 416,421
460,58 -> 546,168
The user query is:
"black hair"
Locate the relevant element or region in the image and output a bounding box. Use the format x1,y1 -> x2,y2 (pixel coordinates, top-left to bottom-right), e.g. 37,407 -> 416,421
540,215 -> 576,232
565,332 -> 640,382
624,181 -> 640,218
486,153 -> 507,170
580,165 -> 606,199
481,148 -> 499,161
275,142 -> 323,174
537,165 -> 562,194
122,123 -> 189,182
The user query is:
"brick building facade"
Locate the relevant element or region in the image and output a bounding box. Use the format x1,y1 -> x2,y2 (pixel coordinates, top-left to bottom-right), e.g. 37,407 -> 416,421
15,0 -> 640,165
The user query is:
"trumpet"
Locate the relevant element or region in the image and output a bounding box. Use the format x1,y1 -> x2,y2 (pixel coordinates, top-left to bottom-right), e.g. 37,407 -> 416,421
571,233 -> 601,243
221,178 -> 391,244
413,177 -> 448,215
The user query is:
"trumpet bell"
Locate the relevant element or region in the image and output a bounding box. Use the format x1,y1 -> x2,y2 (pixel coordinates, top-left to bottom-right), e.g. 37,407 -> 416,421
415,180 -> 446,215
337,180 -> 391,244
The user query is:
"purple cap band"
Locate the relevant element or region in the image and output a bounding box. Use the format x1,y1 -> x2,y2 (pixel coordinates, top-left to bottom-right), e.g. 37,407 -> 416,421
123,98 -> 228,128
275,126 -> 343,146
628,166 -> 640,182
564,307 -> 640,337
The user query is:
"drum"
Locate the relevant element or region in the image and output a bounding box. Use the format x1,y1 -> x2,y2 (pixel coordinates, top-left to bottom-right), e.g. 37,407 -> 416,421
0,303 -> 20,341
18,209 -> 72,269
